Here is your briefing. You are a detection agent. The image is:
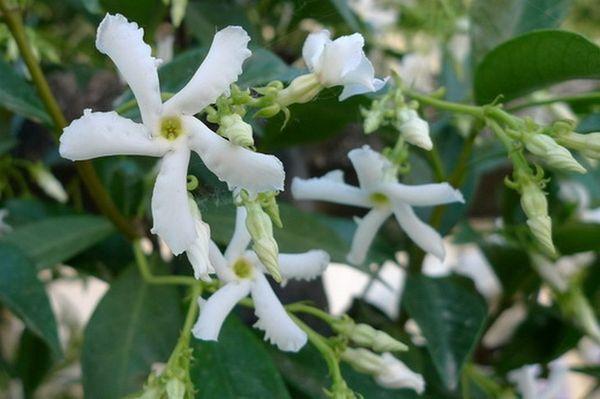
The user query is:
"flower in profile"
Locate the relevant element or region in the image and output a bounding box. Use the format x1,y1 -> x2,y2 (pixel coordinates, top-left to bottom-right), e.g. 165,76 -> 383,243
192,207 -> 330,352
292,145 -> 464,265
59,14 -> 285,258
278,30 -> 387,105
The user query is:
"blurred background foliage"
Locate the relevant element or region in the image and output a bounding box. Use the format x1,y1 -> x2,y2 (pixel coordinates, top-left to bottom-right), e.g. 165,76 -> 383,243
0,0 -> 599,398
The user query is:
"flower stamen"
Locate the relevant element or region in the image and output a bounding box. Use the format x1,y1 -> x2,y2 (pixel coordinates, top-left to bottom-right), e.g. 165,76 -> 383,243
233,257 -> 253,279
160,116 -> 183,140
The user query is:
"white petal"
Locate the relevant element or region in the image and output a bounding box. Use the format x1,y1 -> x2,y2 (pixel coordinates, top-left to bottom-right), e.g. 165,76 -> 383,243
399,110 -> 432,150
338,56 -> 388,100
382,182 -> 464,207
163,26 -> 251,116
224,206 -> 251,262
508,364 -> 541,399
60,110 -> 170,160
347,207 -> 391,265
186,219 -> 213,281
209,240 -> 236,282
339,76 -> 388,101
318,33 -> 365,87
96,14 -> 162,130
192,281 -> 251,341
302,30 -> 331,71
348,145 -> 392,190
185,117 -> 284,194
322,169 -> 345,182
150,146 -> 196,255
279,250 -> 330,281
375,353 -> 425,394
291,176 -> 369,208
393,203 -> 445,260
251,273 -> 307,352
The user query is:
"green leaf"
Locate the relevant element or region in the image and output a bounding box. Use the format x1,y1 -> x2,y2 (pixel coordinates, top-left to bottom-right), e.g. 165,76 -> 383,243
402,275 -> 487,391
327,0 -> 361,31
470,0 -> 572,64
82,265 -> 183,399
554,222 -> 600,255
474,30 -> 600,104
0,243 -> 61,357
0,215 -> 114,270
15,329 -> 54,397
191,315 -> 290,399
262,90 -> 369,149
480,243 -> 539,297
100,0 -> 167,31
0,59 -> 51,124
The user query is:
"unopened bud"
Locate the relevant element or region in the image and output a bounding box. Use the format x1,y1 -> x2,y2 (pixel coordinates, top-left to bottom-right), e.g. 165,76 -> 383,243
244,199 -> 281,282
277,73 -> 322,106
520,180 -> 556,256
219,114 -> 254,147
560,288 -> 600,344
362,105 -> 385,134
254,104 -> 281,118
258,192 -> 282,228
165,378 -> 185,399
556,132 -> 600,160
396,109 -> 432,151
332,318 -> 407,352
29,163 -> 68,203
341,348 -> 383,375
524,134 -> 586,173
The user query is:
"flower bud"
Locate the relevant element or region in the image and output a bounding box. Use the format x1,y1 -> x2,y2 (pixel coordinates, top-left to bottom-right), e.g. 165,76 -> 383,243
277,73 -> 322,106
520,180 -> 556,256
186,195 -> 212,282
244,200 -> 281,282
254,104 -> 281,119
556,132 -> 600,160
524,134 -> 586,173
219,114 -> 254,147
375,353 -> 425,393
332,318 -> 407,352
258,192 -> 282,228
362,105 -> 385,134
29,163 -> 68,203
560,288 -> 600,344
341,348 -> 383,375
396,109 -> 432,151
165,378 -> 185,399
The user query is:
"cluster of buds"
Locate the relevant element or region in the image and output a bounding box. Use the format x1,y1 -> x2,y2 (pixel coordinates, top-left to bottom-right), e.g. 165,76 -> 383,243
506,168 -> 555,256
239,190 -> 281,282
551,120 -> 600,160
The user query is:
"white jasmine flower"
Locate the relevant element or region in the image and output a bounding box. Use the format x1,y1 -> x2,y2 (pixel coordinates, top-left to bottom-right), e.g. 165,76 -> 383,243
292,145 -> 464,264
375,353 -> 425,394
59,14 -> 284,255
304,30 -> 388,100
192,207 -> 330,352
508,361 -> 569,399
0,209 -> 12,236
279,30 -> 387,105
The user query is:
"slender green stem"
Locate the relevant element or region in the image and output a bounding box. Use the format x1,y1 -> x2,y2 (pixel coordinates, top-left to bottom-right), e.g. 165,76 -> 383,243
403,87 -> 484,118
288,313 -> 345,387
133,240 -> 200,286
285,303 -> 337,324
0,0 -> 139,240
175,284 -> 203,349
507,91 -> 600,112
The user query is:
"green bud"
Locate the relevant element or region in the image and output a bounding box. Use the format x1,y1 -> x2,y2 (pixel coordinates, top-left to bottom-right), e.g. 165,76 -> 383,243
332,318 -> 407,352
244,199 -> 281,282
29,162 -> 68,203
165,378 -> 186,399
219,114 -> 254,147
277,73 -> 322,106
556,131 -> 600,160
258,192 -> 282,228
560,288 -> 600,344
254,104 -> 281,119
524,134 -> 586,173
341,348 -> 383,375
520,178 -> 556,256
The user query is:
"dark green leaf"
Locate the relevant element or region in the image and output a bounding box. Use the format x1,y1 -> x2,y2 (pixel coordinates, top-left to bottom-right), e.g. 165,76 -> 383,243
0,243 -> 61,357
402,275 -> 487,390
100,0 -> 166,31
82,265 -> 183,399
15,329 -> 54,397
474,30 -> 600,104
572,366 -> 600,378
191,315 -> 290,399
185,1 -> 258,46
0,135 -> 16,155
0,59 -> 51,124
554,222 -> 600,255
1,215 -> 114,270
470,0 -> 572,64
327,0 -> 361,31
480,243 -> 539,297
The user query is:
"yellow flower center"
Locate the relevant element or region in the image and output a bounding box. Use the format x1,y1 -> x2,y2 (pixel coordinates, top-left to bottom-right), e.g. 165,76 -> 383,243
233,257 -> 253,279
160,116 -> 183,140
369,192 -> 389,206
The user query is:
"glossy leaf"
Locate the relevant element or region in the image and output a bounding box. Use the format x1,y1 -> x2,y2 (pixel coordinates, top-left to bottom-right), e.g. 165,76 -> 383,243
470,0 -> 572,64
0,59 -> 51,124
82,265 -> 183,399
0,215 -> 114,270
402,275 -> 487,391
191,315 -> 290,399
554,222 -> 600,255
0,243 -> 61,357
474,30 -> 600,104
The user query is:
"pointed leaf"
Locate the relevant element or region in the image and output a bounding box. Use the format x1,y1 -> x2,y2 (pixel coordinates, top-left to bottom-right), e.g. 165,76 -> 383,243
0,59 -> 51,124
